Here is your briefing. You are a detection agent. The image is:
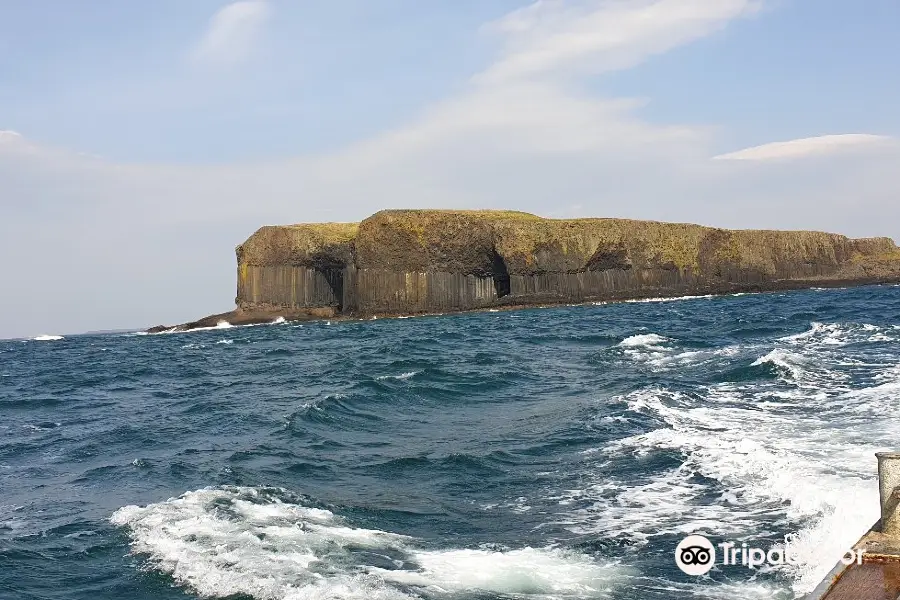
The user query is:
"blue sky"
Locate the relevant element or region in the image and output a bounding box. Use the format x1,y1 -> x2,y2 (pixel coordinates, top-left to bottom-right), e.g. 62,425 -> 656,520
1,0 -> 899,338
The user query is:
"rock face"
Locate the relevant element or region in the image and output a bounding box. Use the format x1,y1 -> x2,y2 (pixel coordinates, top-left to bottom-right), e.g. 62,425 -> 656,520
229,209 -> 900,318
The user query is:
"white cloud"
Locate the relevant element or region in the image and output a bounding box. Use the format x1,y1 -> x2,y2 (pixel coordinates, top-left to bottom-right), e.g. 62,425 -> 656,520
190,0 -> 270,66
713,134 -> 895,161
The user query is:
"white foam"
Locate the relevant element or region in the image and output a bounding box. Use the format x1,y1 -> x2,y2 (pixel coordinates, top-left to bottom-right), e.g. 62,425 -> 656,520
643,346 -> 741,370
153,320 -> 234,335
779,321 -> 893,347
374,547 -> 623,595
23,422 -> 61,432
779,321 -> 830,342
751,348 -> 807,381
216,339 -> 234,345
150,317 -> 294,336
623,294 -> 716,304
0,504 -> 28,535
299,393 -> 347,411
111,486 -> 624,600
619,333 -> 670,348
616,333 -> 676,365
32,335 -> 63,341
375,371 -> 421,381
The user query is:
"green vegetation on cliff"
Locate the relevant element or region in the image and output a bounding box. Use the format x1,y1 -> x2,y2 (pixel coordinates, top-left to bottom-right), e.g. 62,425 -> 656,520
236,222 -> 358,268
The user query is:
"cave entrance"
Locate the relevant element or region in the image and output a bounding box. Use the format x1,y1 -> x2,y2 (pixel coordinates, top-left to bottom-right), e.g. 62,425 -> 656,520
491,250 -> 511,298
319,268 -> 344,310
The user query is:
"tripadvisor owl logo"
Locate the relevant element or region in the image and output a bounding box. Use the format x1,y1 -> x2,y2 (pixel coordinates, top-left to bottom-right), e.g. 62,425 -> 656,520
675,535 -> 716,575
675,534 -> 867,576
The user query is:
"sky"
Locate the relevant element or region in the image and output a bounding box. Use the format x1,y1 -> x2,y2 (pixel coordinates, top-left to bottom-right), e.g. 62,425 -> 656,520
1,0 -> 898,339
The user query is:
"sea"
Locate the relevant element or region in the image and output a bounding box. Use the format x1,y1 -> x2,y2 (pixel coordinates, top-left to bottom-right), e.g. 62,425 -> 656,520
3,284 -> 900,600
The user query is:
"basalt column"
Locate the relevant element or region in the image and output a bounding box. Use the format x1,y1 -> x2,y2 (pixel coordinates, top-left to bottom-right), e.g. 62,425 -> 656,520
235,223 -> 358,311
349,211 -> 507,315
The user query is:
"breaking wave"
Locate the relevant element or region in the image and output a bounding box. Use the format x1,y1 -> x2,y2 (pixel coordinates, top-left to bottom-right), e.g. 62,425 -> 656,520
623,294 -> 716,304
618,333 -> 670,348
111,486 -> 626,600
375,371 -> 422,381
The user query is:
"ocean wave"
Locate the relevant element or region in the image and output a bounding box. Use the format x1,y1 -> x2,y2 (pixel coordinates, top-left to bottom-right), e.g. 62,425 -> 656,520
32,335 -> 63,341
298,393 -> 348,412
23,422 -> 62,432
751,349 -> 807,381
375,371 -> 422,381
618,333 -> 670,348
616,333 -> 676,365
623,294 -> 716,304
152,320 -> 234,335
779,321 -> 894,346
646,346 -> 741,370
111,486 -> 626,600
749,345 -> 855,391
0,504 -> 29,536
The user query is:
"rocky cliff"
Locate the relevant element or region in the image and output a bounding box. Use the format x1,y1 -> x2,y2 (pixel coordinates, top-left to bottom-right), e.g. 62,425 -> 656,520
224,209 -> 900,322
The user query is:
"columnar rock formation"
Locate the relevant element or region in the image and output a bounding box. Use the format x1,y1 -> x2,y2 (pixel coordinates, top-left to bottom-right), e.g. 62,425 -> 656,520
230,209 -> 900,319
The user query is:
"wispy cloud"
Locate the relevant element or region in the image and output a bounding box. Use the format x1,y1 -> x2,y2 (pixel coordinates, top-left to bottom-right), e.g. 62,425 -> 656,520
337,0 -> 760,165
0,129 -> 44,156
480,0 -> 760,83
190,0 -> 270,67
713,134 -> 895,161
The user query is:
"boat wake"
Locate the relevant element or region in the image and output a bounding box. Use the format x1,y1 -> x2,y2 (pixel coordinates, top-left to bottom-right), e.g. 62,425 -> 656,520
566,319 -> 900,597
111,486 -> 627,600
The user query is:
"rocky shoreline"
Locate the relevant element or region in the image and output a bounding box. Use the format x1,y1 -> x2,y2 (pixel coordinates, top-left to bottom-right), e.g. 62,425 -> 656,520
147,276 -> 900,333
146,307 -> 337,334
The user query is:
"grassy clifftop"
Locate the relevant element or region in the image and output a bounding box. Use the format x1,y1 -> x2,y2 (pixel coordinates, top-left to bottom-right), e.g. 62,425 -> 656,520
236,222 -> 358,268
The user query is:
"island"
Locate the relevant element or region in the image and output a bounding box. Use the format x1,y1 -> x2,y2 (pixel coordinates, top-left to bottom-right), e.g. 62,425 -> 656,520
148,209 -> 900,332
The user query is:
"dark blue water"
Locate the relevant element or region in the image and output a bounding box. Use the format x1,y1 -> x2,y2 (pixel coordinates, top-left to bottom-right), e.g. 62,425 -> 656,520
4,286 -> 900,600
